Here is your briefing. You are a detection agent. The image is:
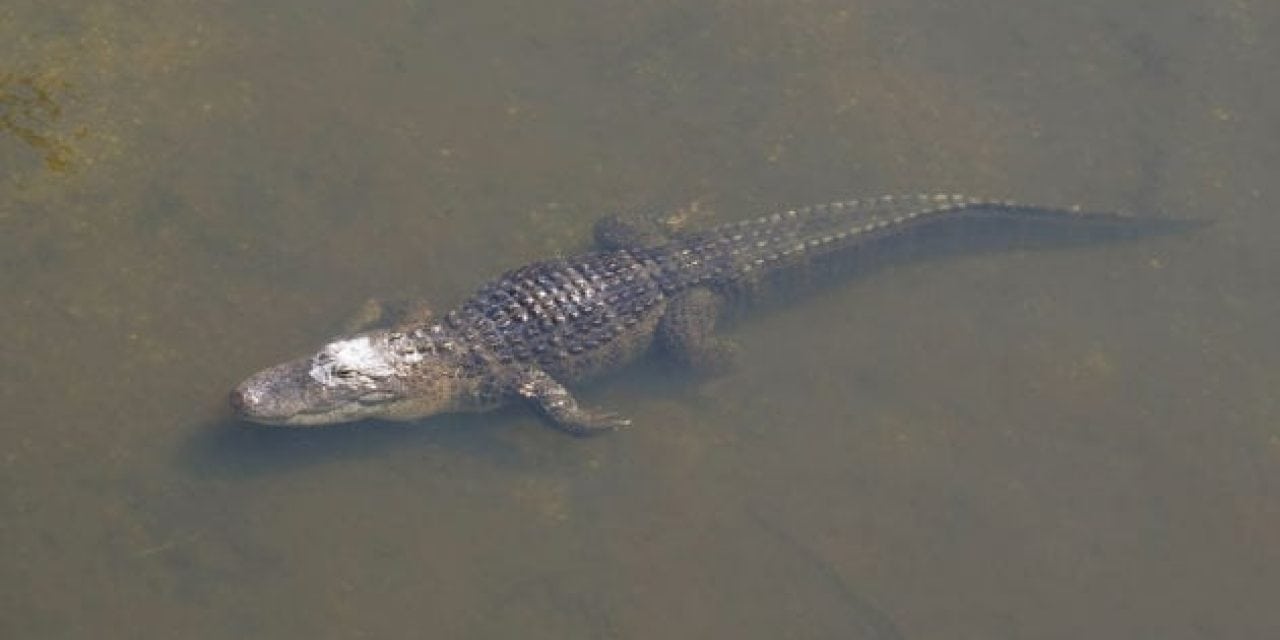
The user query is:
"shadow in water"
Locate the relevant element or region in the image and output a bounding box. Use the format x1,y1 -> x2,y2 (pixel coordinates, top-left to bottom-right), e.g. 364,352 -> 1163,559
179,408 -> 530,479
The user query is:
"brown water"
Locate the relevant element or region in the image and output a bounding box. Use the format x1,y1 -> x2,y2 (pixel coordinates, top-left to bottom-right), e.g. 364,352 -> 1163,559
3,1 -> 1277,638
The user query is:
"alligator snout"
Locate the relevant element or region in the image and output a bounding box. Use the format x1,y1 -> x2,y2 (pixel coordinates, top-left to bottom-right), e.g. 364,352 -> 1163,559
228,360 -> 316,425
228,387 -> 251,414
229,382 -> 273,421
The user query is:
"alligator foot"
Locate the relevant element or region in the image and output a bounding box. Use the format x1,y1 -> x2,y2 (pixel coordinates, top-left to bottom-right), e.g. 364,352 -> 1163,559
593,200 -> 711,250
513,368 -> 631,436
341,298 -> 435,334
593,213 -> 677,250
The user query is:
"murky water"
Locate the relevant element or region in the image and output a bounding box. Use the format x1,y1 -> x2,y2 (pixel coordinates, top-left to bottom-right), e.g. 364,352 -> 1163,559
3,1 -> 1277,638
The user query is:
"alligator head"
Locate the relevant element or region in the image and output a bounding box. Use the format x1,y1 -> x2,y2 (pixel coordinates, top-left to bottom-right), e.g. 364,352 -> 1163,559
230,328 -> 473,426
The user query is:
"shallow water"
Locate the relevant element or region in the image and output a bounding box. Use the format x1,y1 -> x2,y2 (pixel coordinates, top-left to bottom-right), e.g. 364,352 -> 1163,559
3,1 -> 1278,638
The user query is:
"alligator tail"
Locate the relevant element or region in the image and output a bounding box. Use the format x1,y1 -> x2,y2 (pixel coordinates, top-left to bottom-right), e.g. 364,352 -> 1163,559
684,194 -> 1203,282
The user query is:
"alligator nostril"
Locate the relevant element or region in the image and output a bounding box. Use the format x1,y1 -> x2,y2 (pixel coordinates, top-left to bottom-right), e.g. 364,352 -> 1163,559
229,388 -> 248,412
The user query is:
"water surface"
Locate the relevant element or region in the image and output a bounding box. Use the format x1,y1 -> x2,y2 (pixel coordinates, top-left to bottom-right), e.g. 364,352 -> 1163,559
3,1 -> 1277,638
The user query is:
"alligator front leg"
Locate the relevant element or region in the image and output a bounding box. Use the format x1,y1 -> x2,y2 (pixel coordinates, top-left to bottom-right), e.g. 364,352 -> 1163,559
341,298 -> 436,334
512,368 -> 631,436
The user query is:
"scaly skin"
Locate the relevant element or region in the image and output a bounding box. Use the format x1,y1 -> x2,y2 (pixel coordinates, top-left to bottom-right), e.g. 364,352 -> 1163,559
230,194 -> 1193,435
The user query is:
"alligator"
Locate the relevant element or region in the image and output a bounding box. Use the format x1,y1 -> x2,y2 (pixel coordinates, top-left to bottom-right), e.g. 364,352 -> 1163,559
230,194 -> 1194,435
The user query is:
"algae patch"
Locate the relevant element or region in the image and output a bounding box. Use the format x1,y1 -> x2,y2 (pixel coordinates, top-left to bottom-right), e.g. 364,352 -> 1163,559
0,71 -> 85,173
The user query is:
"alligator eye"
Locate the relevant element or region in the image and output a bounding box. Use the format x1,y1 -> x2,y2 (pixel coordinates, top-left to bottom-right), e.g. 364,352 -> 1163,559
333,367 -> 356,379
357,391 -> 397,405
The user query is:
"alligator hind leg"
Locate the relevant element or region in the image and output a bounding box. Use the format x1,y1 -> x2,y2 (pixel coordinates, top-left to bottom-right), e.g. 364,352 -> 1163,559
593,213 -> 678,250
593,200 -> 715,250
658,288 -> 740,374
513,368 -> 631,436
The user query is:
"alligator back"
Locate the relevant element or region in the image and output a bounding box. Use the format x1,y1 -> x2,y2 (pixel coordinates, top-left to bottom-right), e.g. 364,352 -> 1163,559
443,194 -> 1164,382
446,247 -> 670,381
